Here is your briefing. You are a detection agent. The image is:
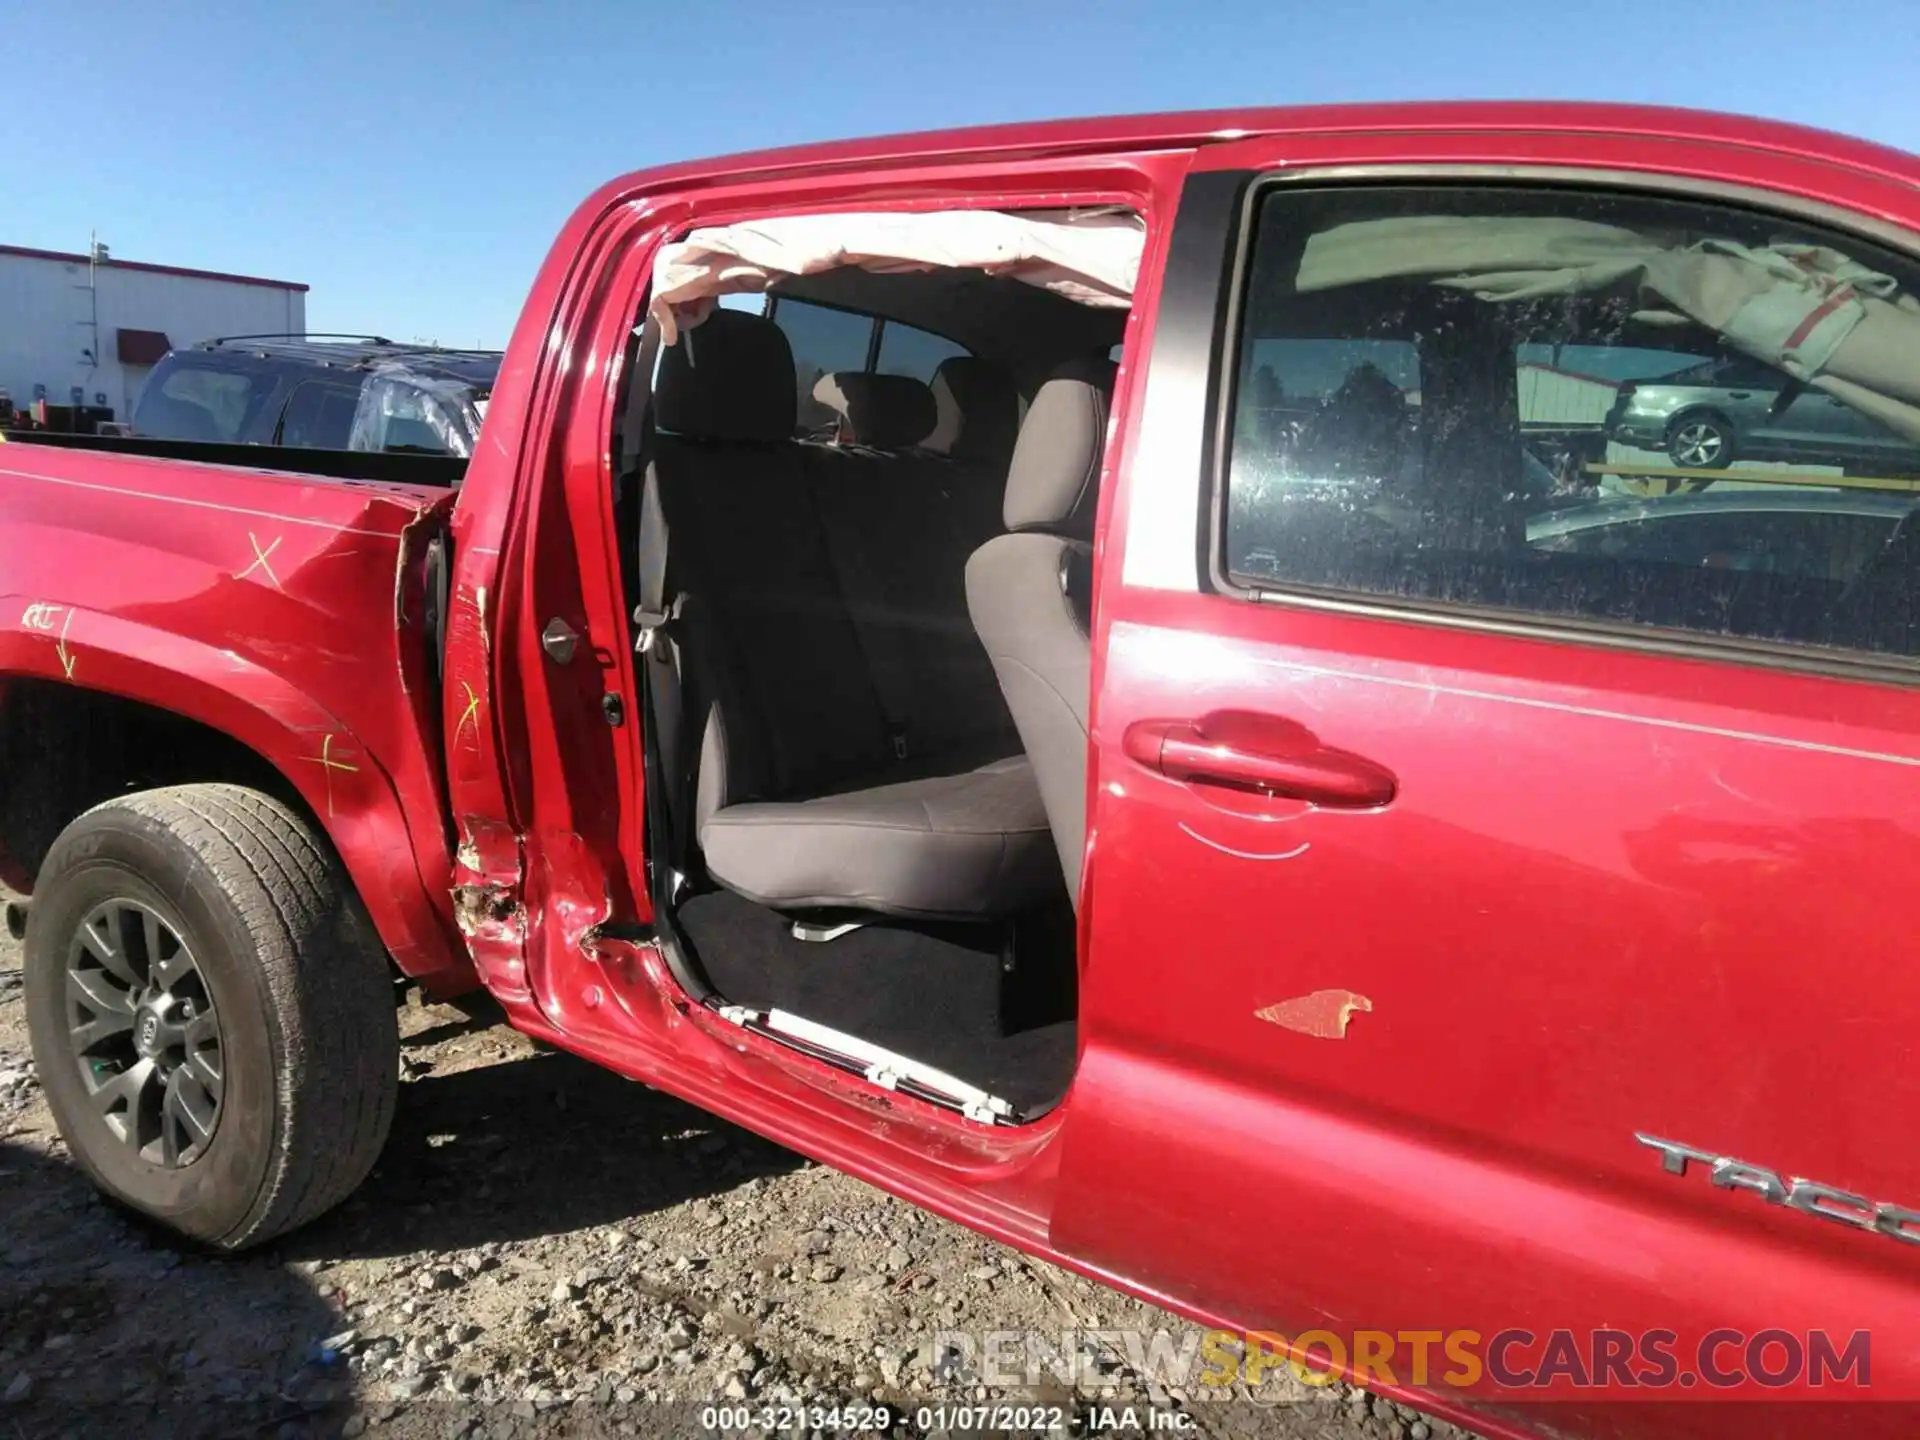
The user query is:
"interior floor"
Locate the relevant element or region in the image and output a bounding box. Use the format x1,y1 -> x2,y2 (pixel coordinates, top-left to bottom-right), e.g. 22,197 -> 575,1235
675,889 -> 1078,1117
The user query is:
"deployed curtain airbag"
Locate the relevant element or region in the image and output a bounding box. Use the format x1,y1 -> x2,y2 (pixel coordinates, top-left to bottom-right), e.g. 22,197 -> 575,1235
648,209 -> 1143,343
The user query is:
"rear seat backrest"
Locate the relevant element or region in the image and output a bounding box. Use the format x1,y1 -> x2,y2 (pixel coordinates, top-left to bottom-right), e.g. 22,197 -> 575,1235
651,322 -> 1060,921
811,372 -> 938,449
926,356 -> 1020,467
651,313 -> 897,815
804,371 -> 1017,759
965,360 -> 1117,904
927,356 -> 1020,576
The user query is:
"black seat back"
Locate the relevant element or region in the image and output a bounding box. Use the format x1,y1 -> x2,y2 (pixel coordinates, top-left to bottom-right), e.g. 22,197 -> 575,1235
651,312 -> 897,818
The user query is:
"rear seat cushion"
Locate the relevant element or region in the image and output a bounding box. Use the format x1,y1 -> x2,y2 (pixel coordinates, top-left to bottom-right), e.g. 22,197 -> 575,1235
812,371 -> 937,448
700,756 -> 1056,919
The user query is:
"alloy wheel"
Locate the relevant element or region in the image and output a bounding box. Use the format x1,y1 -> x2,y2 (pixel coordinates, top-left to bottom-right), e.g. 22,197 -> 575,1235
63,899 -> 224,1167
1671,420 -> 1726,467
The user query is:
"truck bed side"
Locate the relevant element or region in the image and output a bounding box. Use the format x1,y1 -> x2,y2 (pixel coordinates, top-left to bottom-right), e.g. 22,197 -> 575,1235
0,438 -> 469,987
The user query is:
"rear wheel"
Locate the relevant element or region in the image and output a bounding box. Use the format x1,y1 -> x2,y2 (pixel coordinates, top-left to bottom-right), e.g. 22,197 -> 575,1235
1667,411 -> 1736,469
24,784 -> 397,1249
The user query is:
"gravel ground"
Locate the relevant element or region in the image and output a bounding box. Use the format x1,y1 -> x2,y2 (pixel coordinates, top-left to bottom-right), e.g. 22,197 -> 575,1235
0,922 -> 1478,1440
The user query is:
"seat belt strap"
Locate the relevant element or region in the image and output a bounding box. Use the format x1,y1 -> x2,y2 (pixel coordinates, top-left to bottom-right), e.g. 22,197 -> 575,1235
634,466 -> 694,876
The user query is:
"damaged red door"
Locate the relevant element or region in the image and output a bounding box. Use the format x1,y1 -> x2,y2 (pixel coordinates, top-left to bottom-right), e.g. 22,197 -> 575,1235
436,197 -> 669,1023
1049,123 -> 1920,1420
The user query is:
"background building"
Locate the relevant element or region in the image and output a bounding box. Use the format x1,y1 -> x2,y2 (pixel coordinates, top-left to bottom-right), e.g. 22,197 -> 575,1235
0,244 -> 306,423
1515,360 -> 1622,430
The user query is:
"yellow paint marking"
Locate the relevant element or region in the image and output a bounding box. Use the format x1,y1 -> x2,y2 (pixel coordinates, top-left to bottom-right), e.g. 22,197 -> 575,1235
299,733 -> 360,817
238,532 -> 284,588
20,602 -> 74,676
455,681 -> 482,749
474,585 -> 490,658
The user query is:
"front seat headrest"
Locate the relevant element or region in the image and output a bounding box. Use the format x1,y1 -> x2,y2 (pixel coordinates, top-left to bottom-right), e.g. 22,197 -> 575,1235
656,309 -> 797,443
1002,358 -> 1117,536
811,371 -> 937,449
926,356 -> 1019,463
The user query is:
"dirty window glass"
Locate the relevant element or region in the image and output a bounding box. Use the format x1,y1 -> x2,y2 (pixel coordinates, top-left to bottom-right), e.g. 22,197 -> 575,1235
347,376 -> 472,457
137,366 -> 265,442
278,381 -> 359,449
1222,184 -> 1920,661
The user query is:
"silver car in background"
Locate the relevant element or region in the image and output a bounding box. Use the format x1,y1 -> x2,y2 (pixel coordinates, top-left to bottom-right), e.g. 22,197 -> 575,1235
1605,355 -> 1920,473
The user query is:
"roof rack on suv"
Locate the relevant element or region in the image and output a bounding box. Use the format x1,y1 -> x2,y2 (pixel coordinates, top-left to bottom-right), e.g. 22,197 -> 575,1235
207,332 -> 397,347
194,334 -> 506,372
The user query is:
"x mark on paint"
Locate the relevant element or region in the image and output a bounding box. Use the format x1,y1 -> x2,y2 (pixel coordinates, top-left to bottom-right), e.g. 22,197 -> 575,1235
238,533 -> 283,589
455,680 -> 482,749
300,732 -> 360,817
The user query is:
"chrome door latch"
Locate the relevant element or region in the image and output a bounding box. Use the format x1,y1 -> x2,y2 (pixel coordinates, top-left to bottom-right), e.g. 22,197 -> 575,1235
541,617 -> 580,665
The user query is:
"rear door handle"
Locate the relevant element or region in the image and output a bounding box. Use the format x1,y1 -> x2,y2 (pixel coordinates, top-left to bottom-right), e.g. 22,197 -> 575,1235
1124,714 -> 1397,808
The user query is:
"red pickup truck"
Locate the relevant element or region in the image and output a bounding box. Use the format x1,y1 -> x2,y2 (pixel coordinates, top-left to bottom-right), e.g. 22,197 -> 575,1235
4,102 -> 1918,1436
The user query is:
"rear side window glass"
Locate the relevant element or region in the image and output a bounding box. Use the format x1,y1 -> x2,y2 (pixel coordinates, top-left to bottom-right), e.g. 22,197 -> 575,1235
876,321 -> 968,383
770,299 -> 875,429
1221,184 -> 1920,662
134,365 -> 264,443
769,297 -> 973,433
278,382 -> 359,449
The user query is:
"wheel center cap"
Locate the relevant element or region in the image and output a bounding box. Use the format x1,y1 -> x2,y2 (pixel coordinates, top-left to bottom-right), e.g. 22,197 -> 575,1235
134,1009 -> 163,1058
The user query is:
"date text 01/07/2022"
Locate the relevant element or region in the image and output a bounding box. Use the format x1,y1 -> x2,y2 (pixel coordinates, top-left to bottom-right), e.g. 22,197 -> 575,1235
697,1404 -> 1197,1432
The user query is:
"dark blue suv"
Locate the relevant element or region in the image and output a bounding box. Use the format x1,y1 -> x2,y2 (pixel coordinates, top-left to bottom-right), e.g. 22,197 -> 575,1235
131,334 -> 501,457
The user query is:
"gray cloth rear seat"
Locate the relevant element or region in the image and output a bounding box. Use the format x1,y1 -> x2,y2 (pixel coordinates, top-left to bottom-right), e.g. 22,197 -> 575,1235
701,755 -> 1046,916
803,369 -> 1015,760
649,313 -> 1057,920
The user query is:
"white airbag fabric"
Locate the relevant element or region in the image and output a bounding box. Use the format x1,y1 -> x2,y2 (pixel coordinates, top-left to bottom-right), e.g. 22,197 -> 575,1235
650,209 -> 1143,344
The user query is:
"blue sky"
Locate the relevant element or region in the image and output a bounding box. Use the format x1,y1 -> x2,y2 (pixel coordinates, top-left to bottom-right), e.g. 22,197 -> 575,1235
6,0 -> 1915,347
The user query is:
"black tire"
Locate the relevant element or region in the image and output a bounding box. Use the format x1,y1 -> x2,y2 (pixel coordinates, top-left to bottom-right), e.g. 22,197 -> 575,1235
1666,410 -> 1736,470
24,784 -> 397,1249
